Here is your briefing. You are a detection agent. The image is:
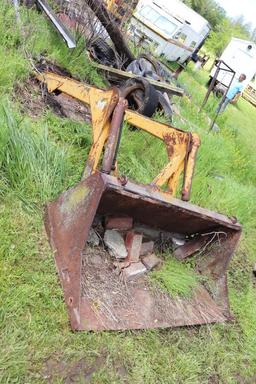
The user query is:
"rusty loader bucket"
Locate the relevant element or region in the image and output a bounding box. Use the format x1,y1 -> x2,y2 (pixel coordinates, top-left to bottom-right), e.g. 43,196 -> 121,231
45,173 -> 241,331
40,72 -> 241,331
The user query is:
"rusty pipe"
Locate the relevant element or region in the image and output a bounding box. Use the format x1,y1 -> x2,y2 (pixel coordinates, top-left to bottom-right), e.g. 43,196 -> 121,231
101,97 -> 128,174
181,133 -> 200,201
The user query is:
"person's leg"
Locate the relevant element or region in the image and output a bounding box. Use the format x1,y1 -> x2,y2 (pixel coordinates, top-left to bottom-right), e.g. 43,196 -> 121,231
216,99 -> 222,113
216,97 -> 229,113
220,97 -> 230,112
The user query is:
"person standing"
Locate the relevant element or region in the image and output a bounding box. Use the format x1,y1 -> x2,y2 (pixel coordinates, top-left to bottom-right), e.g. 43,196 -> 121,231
216,73 -> 246,113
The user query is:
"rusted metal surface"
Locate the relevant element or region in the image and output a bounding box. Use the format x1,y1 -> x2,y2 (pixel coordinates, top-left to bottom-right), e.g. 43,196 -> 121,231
44,172 -> 105,330
45,171 -> 241,331
82,88 -> 119,178
124,110 -> 198,198
97,174 -> 241,233
40,71 -> 242,331
196,230 -> 241,316
181,133 -> 200,201
174,234 -> 212,260
102,97 -> 128,173
79,285 -> 226,331
105,216 -> 133,230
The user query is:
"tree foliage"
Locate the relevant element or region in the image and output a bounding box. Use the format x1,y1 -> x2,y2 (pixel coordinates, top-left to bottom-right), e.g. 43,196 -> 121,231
205,18 -> 251,56
183,0 -> 225,30
183,0 -> 253,55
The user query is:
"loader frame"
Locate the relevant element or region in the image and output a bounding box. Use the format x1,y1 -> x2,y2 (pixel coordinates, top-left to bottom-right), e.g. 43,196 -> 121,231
37,71 -> 242,331
37,71 -> 200,201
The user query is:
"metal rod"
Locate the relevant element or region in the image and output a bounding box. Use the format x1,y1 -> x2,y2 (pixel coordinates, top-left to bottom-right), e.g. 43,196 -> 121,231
200,60 -> 236,112
101,98 -> 128,174
200,62 -> 221,112
209,70 -> 236,132
36,0 -> 76,49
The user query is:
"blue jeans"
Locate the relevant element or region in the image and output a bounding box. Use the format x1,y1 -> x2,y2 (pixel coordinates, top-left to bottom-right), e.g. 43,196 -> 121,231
216,97 -> 230,114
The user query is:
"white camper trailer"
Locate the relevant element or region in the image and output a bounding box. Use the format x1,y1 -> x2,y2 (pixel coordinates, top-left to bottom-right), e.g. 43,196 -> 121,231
128,0 -> 210,64
210,38 -> 256,90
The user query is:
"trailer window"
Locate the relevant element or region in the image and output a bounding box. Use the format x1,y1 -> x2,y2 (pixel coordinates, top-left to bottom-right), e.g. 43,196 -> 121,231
139,6 -> 159,23
178,33 -> 187,43
154,16 -> 177,36
139,6 -> 178,37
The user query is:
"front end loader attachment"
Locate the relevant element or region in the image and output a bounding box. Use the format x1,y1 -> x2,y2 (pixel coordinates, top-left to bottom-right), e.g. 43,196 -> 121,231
46,172 -> 241,331
38,71 -> 241,331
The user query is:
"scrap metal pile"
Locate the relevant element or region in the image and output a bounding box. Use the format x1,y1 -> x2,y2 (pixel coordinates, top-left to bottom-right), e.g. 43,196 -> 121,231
22,0 -> 187,119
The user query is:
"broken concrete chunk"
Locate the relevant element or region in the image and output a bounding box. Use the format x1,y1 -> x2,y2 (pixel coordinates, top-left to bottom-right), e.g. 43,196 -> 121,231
104,230 -> 127,259
87,228 -> 100,246
105,216 -> 133,231
140,241 -> 154,256
121,262 -> 147,282
125,231 -> 143,262
142,254 -> 161,270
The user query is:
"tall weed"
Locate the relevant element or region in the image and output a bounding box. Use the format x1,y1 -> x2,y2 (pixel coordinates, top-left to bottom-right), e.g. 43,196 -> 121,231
0,102 -> 67,204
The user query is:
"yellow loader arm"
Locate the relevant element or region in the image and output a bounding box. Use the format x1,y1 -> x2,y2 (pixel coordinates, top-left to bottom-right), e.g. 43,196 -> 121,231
36,71 -> 200,201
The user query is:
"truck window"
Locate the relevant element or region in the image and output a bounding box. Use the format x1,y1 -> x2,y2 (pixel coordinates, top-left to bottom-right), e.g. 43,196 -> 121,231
190,41 -> 196,48
139,6 -> 178,37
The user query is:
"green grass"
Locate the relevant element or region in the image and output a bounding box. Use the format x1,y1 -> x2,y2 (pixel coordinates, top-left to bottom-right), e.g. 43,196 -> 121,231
150,256 -> 203,298
1,1 -> 256,383
0,103 -> 68,204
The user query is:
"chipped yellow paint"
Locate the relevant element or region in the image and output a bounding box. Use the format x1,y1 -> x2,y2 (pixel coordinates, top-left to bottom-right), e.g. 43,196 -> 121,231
37,71 -> 200,201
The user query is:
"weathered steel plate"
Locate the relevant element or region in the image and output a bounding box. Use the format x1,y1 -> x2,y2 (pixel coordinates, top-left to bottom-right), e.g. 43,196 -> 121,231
45,171 -> 241,331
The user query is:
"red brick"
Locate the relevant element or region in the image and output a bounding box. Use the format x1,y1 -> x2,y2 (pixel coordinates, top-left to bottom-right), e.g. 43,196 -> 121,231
125,231 -> 143,262
105,216 -> 133,231
140,241 -> 154,256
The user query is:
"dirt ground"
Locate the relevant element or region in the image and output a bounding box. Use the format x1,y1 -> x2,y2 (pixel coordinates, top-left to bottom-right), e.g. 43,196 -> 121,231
42,352 -> 129,383
15,76 -> 91,122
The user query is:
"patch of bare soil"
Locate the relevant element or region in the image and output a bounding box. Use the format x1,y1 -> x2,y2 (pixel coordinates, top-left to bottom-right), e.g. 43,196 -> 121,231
207,373 -> 220,384
42,354 -> 106,383
236,374 -> 256,384
15,76 -> 90,122
41,351 -> 129,383
15,77 -> 46,118
81,247 -> 136,322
